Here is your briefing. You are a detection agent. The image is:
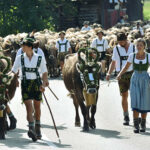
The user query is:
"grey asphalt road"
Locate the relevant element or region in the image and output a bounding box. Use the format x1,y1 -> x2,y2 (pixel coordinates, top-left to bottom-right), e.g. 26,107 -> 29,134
1,77 -> 150,150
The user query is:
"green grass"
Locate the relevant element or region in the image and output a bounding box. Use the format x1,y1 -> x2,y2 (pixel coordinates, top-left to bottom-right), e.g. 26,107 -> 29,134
144,1 -> 150,20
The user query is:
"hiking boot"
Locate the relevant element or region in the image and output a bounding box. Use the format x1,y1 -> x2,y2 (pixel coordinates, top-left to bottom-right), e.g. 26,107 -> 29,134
35,124 -> 42,139
9,116 -> 17,130
134,118 -> 139,133
123,116 -> 130,125
140,119 -> 146,132
28,126 -> 37,142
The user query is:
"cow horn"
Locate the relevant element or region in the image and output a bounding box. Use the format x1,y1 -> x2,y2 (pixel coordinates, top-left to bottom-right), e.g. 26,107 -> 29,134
88,48 -> 100,63
78,48 -> 87,64
0,56 -> 11,74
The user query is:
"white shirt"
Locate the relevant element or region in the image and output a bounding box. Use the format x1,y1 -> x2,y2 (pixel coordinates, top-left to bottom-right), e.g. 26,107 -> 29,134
56,38 -> 71,53
127,53 -> 150,64
81,26 -> 92,31
112,43 -> 136,72
16,47 -> 46,64
109,0 -> 126,3
12,52 -> 47,80
91,38 -> 109,52
133,26 -> 144,36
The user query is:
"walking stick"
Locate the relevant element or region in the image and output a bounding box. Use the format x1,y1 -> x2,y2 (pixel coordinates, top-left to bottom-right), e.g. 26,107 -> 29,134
48,86 -> 59,100
43,92 -> 61,143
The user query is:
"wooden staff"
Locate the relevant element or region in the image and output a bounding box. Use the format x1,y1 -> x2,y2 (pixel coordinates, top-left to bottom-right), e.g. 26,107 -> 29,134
43,92 -> 60,141
48,86 -> 59,100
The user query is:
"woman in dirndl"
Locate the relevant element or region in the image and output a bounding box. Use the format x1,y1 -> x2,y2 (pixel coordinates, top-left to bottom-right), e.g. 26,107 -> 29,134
117,38 -> 150,133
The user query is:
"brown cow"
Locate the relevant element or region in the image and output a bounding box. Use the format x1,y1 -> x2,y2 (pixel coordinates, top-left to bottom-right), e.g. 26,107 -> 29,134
63,48 -> 101,131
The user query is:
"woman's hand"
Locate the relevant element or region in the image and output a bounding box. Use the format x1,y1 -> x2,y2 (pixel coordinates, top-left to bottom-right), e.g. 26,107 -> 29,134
116,74 -> 121,80
106,74 -> 110,81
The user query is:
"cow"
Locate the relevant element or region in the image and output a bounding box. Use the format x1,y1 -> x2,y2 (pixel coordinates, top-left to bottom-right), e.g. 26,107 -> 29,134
0,54 -> 18,139
63,47 -> 101,131
44,44 -> 60,78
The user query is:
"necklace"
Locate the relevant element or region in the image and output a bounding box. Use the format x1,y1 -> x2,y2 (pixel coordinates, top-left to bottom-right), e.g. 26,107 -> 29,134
136,52 -> 145,59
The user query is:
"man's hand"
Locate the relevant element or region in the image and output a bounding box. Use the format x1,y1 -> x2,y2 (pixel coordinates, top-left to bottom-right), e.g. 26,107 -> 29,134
40,85 -> 45,93
43,80 -> 49,87
106,74 -> 110,81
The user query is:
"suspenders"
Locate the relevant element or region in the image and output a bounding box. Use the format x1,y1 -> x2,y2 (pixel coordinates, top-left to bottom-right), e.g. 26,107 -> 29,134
34,48 -> 38,54
116,45 -> 135,71
21,49 -> 24,54
21,55 -> 42,85
96,39 -> 105,52
57,40 -> 68,52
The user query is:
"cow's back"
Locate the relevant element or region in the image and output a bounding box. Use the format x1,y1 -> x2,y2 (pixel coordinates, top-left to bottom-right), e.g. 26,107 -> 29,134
63,54 -> 82,93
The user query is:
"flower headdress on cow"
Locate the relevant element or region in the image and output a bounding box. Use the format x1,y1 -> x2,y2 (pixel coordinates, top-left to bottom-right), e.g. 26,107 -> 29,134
0,55 -> 12,100
76,47 -> 101,91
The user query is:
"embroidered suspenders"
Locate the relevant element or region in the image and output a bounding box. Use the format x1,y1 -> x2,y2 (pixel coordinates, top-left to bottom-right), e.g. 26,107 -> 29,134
21,55 -> 42,85
96,39 -> 105,52
116,45 -> 135,70
57,40 -> 68,52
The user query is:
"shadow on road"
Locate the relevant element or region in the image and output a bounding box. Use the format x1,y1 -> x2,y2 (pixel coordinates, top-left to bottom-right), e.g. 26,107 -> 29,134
0,128 -> 54,149
52,141 -> 72,149
41,123 -> 67,130
81,128 -> 128,139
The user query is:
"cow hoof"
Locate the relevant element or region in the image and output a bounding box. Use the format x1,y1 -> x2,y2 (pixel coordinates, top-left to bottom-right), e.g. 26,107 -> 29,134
89,119 -> 96,129
82,125 -> 89,132
0,134 -> 5,140
75,122 -> 81,127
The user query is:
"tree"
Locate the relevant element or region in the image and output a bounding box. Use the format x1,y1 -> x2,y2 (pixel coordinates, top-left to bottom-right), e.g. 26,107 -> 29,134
0,0 -> 77,37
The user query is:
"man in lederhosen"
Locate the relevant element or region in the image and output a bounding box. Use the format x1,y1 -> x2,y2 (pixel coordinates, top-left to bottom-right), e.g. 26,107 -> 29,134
12,37 -> 48,141
91,30 -> 109,80
106,32 -> 135,125
55,31 -> 72,71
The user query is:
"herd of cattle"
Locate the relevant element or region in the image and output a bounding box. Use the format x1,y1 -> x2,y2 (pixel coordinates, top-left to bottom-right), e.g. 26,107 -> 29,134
1,21 -> 150,77
1,20 -> 150,139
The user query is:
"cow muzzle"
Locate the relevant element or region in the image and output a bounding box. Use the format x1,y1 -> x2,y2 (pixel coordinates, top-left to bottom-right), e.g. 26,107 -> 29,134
87,88 -> 97,94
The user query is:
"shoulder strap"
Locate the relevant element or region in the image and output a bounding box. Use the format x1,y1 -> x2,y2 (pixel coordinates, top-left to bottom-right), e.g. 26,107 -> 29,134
21,54 -> 26,83
21,49 -> 24,54
133,45 -> 135,53
96,39 -> 97,48
36,56 -> 42,85
34,48 -> 38,54
36,56 -> 42,68
103,39 -> 105,52
58,41 -> 61,52
65,40 -> 68,52
116,46 -> 122,71
116,46 -> 121,57
146,52 -> 149,64
133,53 -> 135,63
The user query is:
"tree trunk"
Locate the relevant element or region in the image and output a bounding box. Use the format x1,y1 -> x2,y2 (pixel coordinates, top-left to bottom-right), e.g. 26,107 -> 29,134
126,0 -> 143,21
